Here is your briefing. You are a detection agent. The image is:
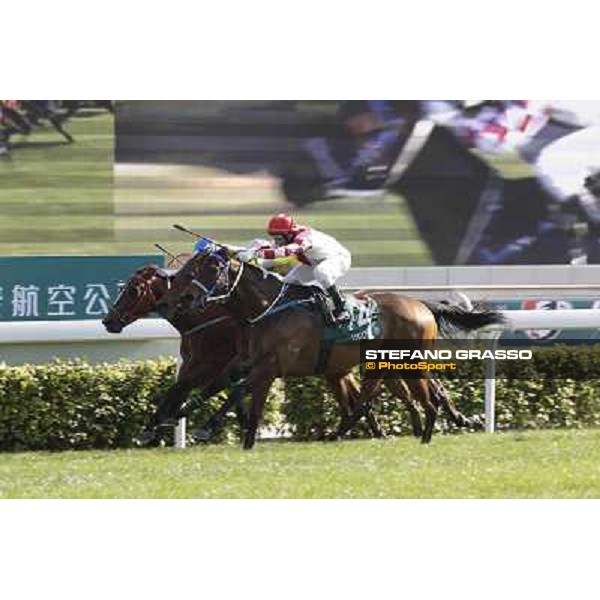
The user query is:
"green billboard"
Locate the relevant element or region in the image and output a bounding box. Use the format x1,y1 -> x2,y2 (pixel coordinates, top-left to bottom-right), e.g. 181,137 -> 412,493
0,255 -> 163,322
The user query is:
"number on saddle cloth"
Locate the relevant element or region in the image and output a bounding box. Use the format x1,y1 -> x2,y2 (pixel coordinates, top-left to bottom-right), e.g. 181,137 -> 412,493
321,294 -> 382,341
313,294 -> 382,374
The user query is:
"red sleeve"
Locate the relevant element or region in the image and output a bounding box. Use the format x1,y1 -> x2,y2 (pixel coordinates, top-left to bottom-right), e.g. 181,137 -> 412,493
256,230 -> 313,259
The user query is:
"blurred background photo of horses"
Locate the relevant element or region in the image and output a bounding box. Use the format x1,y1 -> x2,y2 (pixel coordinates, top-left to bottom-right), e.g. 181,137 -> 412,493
114,100 -> 597,266
0,101 -> 114,257
114,101 -> 424,266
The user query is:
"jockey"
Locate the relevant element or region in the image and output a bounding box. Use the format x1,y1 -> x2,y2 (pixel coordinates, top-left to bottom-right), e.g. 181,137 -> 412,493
426,100 -> 600,262
304,101 -> 412,198
241,238 -> 301,276
432,100 -> 600,206
239,214 -> 352,323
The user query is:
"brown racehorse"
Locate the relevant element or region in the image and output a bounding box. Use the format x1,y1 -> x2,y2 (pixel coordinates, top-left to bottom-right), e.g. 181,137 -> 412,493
102,264 -> 247,442
102,263 -> 387,442
160,242 -> 505,449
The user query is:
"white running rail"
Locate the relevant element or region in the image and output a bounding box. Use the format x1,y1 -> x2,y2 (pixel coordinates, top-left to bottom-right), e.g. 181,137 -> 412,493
2,308 -> 600,444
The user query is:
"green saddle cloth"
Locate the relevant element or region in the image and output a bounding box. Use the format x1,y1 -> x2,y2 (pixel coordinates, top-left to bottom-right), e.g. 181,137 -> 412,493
322,295 -> 382,342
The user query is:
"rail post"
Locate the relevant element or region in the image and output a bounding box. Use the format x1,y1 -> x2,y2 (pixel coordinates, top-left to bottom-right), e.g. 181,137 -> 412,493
173,356 -> 186,448
483,331 -> 502,433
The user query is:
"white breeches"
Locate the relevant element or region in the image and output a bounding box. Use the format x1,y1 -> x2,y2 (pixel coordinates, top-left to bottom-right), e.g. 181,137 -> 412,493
535,126 -> 600,199
283,252 -> 351,289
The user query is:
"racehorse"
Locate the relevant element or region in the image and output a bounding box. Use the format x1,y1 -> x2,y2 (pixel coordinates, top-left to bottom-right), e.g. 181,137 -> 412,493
102,264 -> 247,442
160,242 -> 505,449
102,263 -> 388,443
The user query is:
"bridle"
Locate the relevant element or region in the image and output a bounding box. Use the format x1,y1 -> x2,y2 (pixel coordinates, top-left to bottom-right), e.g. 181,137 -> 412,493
188,247 -> 245,307
109,269 -> 170,326
185,246 -> 288,324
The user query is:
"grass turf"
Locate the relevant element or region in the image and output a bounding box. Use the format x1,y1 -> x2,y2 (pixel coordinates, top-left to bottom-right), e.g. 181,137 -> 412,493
1,104 -> 532,266
0,109 -> 432,265
114,164 -> 433,266
1,428 -> 599,498
0,110 -> 114,257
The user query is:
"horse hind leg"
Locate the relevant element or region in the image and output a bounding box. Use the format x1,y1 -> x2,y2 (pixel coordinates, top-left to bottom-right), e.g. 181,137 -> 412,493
345,375 -> 385,438
335,377 -> 381,439
406,377 -> 438,444
325,373 -> 353,430
429,378 -> 483,430
384,378 -> 423,439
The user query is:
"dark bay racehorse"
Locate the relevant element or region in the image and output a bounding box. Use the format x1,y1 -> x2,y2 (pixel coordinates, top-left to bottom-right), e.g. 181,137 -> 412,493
161,243 -> 505,449
102,264 -> 386,442
102,264 -> 247,442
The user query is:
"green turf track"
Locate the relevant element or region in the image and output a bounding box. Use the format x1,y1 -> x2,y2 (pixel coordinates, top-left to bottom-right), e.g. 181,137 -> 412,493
1,105 -> 534,265
2,429 -> 599,498
0,110 -> 114,257
114,164 -> 434,266
0,110 -> 432,265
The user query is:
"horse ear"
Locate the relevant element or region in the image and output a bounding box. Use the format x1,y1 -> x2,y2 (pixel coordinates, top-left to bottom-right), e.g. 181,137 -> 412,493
217,245 -> 230,261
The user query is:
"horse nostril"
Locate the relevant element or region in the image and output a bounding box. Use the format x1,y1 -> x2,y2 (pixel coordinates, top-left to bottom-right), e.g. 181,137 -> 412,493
103,319 -> 123,334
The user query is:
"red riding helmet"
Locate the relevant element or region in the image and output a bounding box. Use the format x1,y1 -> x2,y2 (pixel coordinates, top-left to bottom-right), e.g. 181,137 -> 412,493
267,213 -> 297,236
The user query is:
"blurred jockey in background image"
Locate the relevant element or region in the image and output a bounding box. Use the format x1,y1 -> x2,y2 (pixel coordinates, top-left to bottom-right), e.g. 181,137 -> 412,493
237,213 -> 352,323
426,100 -> 600,263
304,101 -> 420,198
0,100 -> 111,155
1,101 -> 30,154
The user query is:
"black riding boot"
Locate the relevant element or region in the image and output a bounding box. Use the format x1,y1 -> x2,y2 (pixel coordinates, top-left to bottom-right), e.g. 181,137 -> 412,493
326,285 -> 350,323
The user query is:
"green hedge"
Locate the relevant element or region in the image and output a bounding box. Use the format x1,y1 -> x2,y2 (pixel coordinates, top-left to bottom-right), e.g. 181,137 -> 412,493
2,346 -> 600,451
281,345 -> 600,440
0,359 -> 283,451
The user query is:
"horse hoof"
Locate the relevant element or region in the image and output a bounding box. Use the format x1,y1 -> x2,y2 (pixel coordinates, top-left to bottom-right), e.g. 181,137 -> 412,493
470,415 -> 485,430
193,428 -> 212,443
242,438 -> 255,450
139,430 -> 157,446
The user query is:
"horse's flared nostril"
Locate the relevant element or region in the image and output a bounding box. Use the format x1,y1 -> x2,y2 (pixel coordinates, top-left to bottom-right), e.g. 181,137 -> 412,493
103,319 -> 123,334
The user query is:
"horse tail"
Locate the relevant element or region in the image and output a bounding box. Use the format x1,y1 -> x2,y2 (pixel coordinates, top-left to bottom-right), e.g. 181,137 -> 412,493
423,300 -> 505,337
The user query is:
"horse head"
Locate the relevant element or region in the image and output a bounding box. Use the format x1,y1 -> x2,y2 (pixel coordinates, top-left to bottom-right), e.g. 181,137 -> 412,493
160,241 -> 234,320
102,264 -> 171,333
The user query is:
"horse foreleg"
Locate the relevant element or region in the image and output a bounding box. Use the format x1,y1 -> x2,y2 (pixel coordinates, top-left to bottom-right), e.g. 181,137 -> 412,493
141,381 -> 193,445
243,367 -> 276,450
231,382 -> 249,435
194,381 -> 249,443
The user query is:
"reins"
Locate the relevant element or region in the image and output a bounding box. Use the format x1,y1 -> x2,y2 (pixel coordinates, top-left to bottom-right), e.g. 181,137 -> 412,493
183,315 -> 232,336
245,282 -> 289,325
189,253 -> 292,325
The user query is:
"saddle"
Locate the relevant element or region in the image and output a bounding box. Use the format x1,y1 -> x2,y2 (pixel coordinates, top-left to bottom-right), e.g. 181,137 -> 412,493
312,290 -> 382,373
285,285 -> 381,340
321,293 -> 382,342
